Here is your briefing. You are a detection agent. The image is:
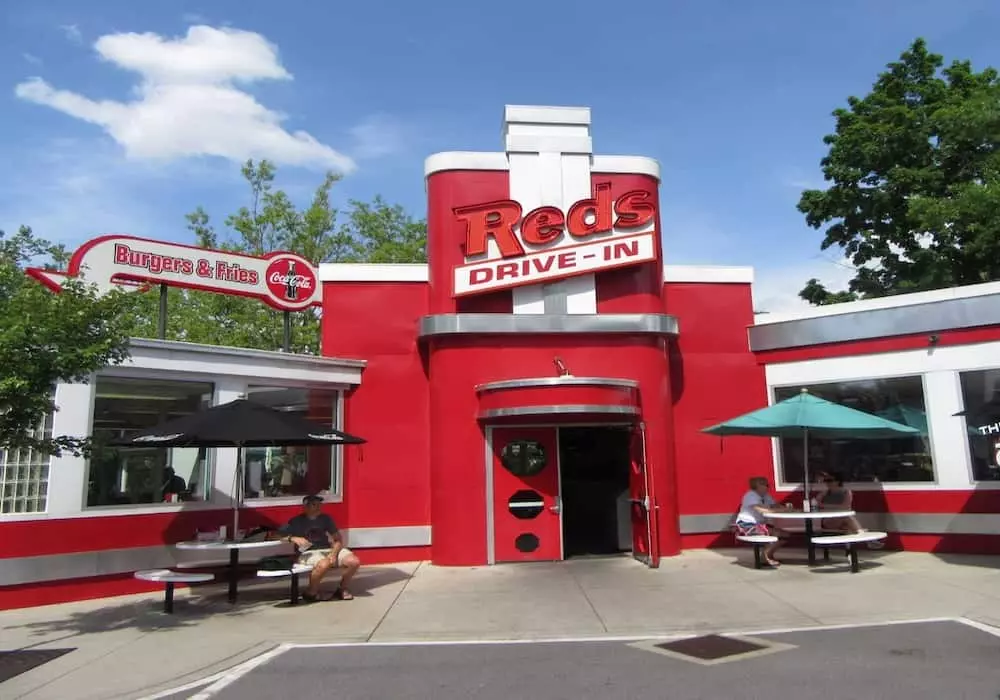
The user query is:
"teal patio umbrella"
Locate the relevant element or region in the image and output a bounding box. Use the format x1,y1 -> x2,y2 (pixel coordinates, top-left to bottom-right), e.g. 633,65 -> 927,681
876,405 -> 928,435
702,389 -> 920,504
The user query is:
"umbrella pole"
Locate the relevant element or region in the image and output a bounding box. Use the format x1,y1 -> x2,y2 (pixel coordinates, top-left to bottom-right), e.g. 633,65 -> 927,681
802,428 -> 811,511
232,444 -> 242,540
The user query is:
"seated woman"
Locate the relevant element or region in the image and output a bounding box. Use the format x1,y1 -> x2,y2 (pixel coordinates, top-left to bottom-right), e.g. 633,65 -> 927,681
734,476 -> 789,567
816,472 -> 883,549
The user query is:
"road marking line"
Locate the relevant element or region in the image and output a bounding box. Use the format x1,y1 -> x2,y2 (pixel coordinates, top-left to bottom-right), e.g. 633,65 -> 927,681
185,644 -> 293,700
135,671 -> 228,700
289,616 -> 960,649
955,617 -> 1000,639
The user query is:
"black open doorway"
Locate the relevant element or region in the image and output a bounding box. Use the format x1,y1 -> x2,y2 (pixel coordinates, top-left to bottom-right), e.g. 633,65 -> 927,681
559,426 -> 632,558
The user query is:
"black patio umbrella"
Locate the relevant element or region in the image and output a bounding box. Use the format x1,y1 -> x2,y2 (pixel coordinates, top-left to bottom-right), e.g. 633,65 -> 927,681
952,391 -> 1000,433
109,399 -> 366,536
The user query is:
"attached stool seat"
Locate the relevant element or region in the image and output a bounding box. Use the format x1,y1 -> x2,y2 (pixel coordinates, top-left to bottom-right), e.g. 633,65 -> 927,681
256,564 -> 315,605
735,534 -> 779,569
135,569 -> 214,613
811,531 -> 888,573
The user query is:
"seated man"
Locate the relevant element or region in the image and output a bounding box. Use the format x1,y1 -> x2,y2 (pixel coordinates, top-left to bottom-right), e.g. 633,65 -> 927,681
272,495 -> 361,601
734,476 -> 789,567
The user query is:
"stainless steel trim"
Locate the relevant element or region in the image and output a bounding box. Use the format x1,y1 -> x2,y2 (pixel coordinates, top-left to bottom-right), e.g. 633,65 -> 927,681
419,313 -> 679,338
477,376 -> 640,392
129,337 -> 368,368
484,426 -> 496,565
480,405 -> 640,419
749,294 -> 1000,351
678,512 -> 1000,536
555,428 -> 565,560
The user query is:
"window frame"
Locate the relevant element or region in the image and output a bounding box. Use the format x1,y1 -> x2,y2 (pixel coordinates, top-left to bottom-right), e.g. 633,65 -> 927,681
241,387 -> 345,506
84,373 -> 218,510
769,373 -> 939,491
957,367 -> 1000,483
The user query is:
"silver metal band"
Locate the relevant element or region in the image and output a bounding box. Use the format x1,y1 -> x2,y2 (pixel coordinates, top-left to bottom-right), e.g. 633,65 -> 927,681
419,313 -> 679,338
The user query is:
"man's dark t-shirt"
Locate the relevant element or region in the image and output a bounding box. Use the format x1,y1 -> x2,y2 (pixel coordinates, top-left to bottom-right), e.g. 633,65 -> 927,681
282,513 -> 338,549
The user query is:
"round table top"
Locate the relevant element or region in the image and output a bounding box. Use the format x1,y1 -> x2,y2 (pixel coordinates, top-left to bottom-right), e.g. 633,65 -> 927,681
765,509 -> 855,519
174,539 -> 282,551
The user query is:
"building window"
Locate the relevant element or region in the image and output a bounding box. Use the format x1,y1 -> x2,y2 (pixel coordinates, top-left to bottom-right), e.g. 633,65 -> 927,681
0,413 -> 53,514
243,387 -> 342,499
959,369 -> 1000,482
88,376 -> 215,507
774,376 -> 934,484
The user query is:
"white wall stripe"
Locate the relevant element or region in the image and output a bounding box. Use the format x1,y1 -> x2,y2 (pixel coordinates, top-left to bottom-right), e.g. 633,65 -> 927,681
0,526 -> 432,586
679,512 -> 1000,536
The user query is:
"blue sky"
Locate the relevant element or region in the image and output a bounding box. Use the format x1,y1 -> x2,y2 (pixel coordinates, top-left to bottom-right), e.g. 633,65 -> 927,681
2,0 -> 998,311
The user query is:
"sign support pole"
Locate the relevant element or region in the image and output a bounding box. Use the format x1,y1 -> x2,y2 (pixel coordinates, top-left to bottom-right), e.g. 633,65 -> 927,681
282,311 -> 292,352
157,284 -> 168,339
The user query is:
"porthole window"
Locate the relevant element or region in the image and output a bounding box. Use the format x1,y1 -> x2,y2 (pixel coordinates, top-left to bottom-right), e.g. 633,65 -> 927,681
515,533 -> 540,553
508,489 -> 545,520
500,440 -> 547,477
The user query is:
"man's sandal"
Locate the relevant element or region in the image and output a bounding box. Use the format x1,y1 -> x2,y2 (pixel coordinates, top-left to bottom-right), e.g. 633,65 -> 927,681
333,587 -> 354,600
302,592 -> 333,603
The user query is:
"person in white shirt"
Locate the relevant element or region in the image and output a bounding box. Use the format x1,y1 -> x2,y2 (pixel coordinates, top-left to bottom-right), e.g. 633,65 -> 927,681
734,476 -> 789,567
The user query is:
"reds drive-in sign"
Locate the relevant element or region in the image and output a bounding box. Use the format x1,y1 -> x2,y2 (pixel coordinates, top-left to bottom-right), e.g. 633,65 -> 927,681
27,235 -> 320,312
452,182 -> 658,297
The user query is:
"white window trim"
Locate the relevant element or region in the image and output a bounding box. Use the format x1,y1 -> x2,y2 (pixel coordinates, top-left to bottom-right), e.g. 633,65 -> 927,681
766,342 -> 1000,491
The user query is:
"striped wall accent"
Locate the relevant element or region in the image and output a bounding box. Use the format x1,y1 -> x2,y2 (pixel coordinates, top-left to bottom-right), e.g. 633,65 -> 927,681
0,526 -> 431,587
679,513 -> 1000,536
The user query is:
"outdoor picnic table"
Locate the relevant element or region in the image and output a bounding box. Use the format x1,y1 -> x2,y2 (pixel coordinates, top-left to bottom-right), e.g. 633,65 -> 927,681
765,509 -> 855,565
174,539 -> 282,603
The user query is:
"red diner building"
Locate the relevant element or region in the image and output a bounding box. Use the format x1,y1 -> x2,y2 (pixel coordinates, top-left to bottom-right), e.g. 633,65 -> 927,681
3,104 -> 999,609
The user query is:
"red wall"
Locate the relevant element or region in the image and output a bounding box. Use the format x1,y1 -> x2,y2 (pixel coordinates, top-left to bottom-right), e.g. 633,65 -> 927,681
426,334 -> 679,564
321,281 -> 432,529
663,281 -> 773,517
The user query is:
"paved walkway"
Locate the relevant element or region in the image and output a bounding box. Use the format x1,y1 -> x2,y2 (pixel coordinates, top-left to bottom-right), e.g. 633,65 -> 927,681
2,549 -> 1000,700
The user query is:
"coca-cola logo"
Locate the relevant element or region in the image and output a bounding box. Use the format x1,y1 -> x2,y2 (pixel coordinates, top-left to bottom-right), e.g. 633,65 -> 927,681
265,256 -> 317,304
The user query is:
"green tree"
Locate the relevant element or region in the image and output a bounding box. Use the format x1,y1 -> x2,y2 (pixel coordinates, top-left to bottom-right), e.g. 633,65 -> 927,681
1,226 -> 138,455
797,38 -> 1000,305
131,160 -> 427,353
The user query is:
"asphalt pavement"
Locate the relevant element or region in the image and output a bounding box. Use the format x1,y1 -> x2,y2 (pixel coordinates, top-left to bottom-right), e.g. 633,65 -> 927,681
206,621 -> 1000,700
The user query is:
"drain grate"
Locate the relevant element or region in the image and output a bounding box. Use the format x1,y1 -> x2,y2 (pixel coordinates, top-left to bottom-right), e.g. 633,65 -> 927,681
629,635 -> 795,666
0,649 -> 75,683
653,634 -> 766,660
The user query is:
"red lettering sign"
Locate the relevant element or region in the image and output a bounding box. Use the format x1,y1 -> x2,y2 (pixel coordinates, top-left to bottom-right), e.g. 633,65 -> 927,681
455,183 -> 656,259
27,235 -> 322,312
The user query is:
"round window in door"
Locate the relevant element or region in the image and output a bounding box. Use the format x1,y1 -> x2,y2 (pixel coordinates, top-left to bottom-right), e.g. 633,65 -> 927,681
500,440 -> 548,477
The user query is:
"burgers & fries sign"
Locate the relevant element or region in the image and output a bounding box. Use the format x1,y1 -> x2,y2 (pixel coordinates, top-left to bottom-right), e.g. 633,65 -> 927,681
27,235 -> 320,312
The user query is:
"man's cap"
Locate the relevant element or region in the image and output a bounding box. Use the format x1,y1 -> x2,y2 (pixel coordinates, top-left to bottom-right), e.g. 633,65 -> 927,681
302,494 -> 323,504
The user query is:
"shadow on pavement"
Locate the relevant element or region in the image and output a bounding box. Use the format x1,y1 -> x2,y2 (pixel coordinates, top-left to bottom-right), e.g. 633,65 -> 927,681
197,566 -> 413,608
5,589 -> 254,649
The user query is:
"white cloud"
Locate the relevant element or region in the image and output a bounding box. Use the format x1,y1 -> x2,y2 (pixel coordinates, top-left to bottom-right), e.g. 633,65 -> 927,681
59,24 -> 82,44
15,25 -> 356,173
182,13 -> 208,23
349,114 -> 407,159
753,255 -> 857,315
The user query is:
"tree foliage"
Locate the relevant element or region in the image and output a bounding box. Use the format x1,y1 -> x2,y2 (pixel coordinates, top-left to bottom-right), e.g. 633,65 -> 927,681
798,38 -> 1000,305
131,160 -> 427,353
0,226 -> 138,455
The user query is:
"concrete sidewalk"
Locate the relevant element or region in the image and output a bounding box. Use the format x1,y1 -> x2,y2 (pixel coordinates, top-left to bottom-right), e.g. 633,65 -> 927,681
3,549 -> 1000,700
